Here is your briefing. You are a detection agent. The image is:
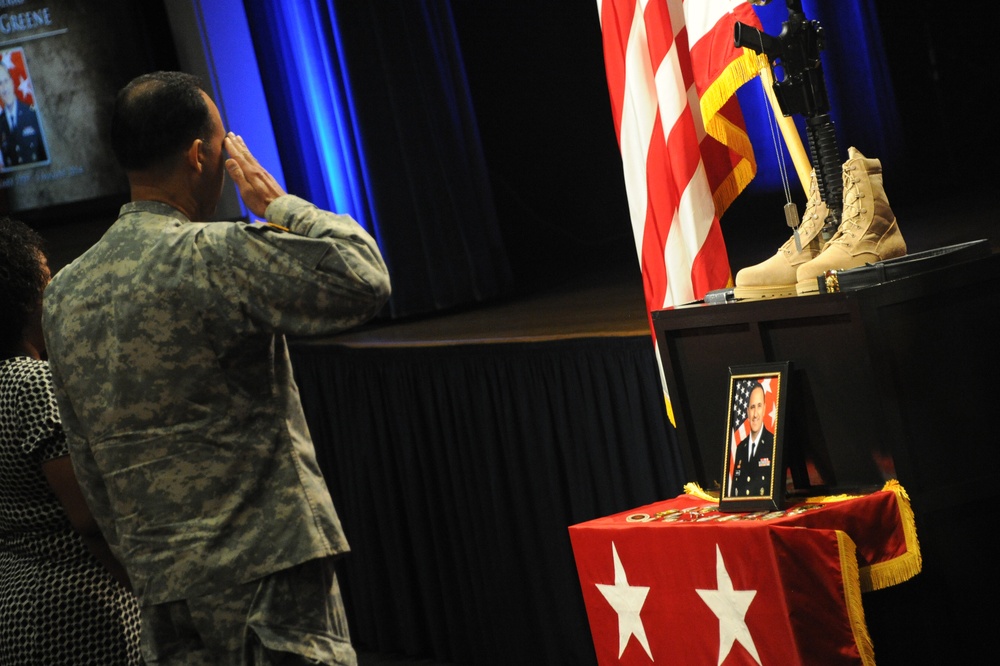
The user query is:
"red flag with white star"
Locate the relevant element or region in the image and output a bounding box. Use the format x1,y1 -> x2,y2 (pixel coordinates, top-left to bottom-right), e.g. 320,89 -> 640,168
1,48 -> 36,107
570,487 -> 922,665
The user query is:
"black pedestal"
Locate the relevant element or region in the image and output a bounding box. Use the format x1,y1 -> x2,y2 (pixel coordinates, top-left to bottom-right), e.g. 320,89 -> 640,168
652,250 -> 1000,511
652,250 -> 1000,660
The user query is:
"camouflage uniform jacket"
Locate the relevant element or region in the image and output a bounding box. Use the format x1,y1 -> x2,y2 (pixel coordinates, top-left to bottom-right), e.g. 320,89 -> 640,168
41,195 -> 391,605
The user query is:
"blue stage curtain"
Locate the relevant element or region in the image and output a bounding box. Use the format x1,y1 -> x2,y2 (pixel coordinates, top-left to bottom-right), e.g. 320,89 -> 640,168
242,0 -> 513,319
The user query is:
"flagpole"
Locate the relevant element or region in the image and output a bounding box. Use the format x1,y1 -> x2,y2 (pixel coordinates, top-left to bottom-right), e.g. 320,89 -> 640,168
759,66 -> 811,198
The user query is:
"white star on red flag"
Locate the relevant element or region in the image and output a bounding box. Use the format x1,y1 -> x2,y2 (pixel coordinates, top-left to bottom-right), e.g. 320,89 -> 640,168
595,542 -> 653,660
696,544 -> 761,665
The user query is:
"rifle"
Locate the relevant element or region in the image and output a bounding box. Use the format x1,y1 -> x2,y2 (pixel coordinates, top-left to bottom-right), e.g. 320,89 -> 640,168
735,0 -> 842,240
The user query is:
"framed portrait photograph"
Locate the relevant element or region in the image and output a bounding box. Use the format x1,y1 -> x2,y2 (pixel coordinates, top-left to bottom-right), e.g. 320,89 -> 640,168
719,362 -> 789,513
0,47 -> 50,173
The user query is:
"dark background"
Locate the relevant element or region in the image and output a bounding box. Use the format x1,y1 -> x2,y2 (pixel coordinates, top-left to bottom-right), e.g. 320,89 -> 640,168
448,0 -> 997,293
34,1 -> 998,309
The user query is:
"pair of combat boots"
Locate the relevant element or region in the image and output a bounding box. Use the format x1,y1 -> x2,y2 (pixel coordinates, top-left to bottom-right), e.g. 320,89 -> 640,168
733,146 -> 907,298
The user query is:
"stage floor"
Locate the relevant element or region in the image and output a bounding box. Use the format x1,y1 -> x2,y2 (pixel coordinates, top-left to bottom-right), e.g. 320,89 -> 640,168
306,188 -> 997,350
300,259 -> 650,348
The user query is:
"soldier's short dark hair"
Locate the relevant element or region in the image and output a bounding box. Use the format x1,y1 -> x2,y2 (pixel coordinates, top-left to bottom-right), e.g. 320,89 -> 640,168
111,71 -> 213,171
0,217 -> 47,356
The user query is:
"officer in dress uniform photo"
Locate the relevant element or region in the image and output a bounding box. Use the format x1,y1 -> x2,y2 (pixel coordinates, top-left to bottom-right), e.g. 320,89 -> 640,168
732,383 -> 774,497
0,64 -> 47,168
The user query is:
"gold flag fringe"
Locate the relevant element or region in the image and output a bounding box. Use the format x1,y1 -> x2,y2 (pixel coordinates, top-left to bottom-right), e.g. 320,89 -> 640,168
837,531 -> 877,666
819,480 -> 923,591
700,49 -> 770,218
683,479 -> 923,591
712,157 -> 757,224
861,479 -> 922,592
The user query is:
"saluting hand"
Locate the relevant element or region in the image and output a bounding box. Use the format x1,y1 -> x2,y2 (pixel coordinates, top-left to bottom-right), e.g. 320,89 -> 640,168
224,132 -> 286,219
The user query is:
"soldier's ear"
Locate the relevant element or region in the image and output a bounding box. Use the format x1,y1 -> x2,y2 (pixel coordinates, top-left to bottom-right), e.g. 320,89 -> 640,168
186,139 -> 203,172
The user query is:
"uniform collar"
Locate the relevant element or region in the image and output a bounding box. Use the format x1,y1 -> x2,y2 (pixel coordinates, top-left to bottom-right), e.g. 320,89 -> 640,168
120,200 -> 191,222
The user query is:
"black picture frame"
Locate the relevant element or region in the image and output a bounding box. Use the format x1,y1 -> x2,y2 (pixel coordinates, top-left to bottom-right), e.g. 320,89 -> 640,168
719,362 -> 789,512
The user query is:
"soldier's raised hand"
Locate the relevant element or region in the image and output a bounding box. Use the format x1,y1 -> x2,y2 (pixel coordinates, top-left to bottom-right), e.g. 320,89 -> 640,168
224,132 -> 286,219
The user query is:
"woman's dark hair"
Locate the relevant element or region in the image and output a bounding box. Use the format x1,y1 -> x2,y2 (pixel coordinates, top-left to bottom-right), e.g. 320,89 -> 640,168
0,217 -> 47,356
110,71 -> 212,171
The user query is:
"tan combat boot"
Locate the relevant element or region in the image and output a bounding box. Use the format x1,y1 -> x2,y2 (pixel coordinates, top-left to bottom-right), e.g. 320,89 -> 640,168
733,170 -> 829,300
794,146 -> 906,295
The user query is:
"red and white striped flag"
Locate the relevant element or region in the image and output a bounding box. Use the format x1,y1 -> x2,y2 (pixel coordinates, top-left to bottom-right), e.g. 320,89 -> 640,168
596,0 -> 765,422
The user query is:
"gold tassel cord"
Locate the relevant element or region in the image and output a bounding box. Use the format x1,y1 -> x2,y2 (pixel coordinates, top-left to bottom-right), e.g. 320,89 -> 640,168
683,481 -> 717,502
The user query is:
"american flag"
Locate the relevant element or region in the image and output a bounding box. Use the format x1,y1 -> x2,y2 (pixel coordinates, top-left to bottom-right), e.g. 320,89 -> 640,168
596,0 -> 765,421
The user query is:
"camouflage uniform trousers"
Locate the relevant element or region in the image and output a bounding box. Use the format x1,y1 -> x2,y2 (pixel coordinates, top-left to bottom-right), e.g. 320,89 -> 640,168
139,556 -> 357,665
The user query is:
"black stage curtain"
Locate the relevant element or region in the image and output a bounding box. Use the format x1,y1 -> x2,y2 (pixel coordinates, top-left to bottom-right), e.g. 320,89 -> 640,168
291,336 -> 686,665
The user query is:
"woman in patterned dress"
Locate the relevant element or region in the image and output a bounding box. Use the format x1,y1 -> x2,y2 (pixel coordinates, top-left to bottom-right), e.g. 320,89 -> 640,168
0,217 -> 142,665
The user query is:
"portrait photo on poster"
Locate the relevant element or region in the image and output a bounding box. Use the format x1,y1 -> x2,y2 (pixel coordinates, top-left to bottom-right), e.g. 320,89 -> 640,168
719,362 -> 789,513
0,47 -> 49,172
